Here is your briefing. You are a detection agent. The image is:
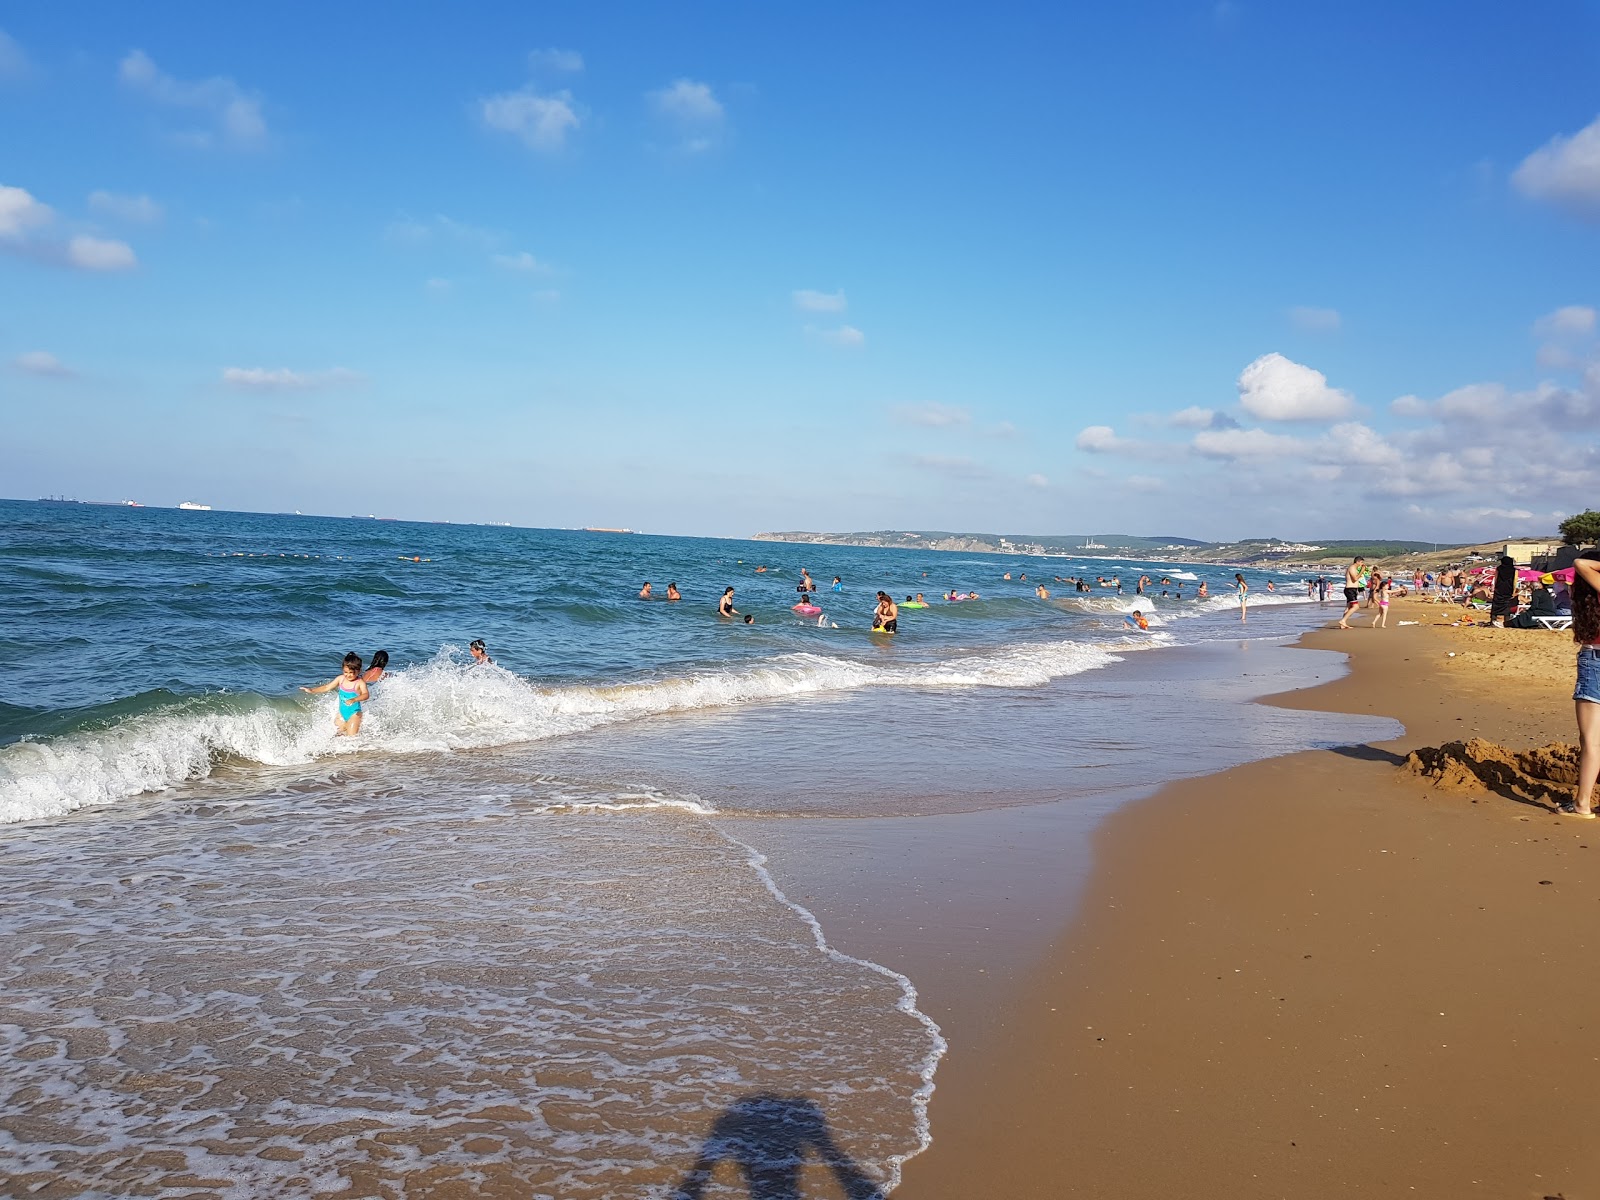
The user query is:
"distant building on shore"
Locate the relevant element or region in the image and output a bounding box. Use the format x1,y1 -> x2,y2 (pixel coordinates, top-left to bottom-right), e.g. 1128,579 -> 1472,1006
1504,540 -> 1559,565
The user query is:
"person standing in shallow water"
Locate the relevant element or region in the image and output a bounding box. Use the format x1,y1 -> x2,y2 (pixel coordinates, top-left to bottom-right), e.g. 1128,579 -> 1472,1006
718,587 -> 738,617
302,652 -> 369,737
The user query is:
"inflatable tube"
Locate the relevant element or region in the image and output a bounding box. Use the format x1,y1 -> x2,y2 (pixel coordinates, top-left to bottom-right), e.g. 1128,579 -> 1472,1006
901,602 -> 928,609
792,604 -> 822,615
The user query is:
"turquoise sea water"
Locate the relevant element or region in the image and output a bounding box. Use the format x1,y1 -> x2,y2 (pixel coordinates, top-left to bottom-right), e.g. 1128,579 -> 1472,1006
0,500 -> 1395,1197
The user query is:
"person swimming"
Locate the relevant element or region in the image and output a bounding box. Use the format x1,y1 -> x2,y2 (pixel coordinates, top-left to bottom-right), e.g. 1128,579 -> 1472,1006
666,582 -> 681,601
469,639 -> 493,665
799,568 -> 815,593
639,582 -> 653,599
743,613 -> 754,624
832,576 -> 843,592
302,651 -> 370,736
873,591 -> 899,633
362,650 -> 389,685
1124,610 -> 1150,631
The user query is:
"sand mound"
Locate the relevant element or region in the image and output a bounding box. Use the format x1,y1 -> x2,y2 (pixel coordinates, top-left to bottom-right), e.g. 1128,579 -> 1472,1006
1403,738 -> 1579,805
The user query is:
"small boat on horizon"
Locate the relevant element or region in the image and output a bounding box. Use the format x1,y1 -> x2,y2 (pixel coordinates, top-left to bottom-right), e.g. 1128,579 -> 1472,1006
178,501 -> 212,511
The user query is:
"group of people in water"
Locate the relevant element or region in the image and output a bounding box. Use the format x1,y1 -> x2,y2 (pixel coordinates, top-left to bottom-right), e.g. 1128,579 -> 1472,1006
303,639 -> 492,736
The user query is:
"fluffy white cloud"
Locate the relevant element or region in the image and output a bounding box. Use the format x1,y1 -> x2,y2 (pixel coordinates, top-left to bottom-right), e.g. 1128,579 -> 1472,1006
1289,305 -> 1341,332
1075,425 -> 1125,453
1025,473 -> 1050,488
894,402 -> 969,428
66,235 -> 136,271
13,350 -> 73,377
528,48 -> 583,73
222,367 -> 364,391
1513,114 -> 1600,220
1168,406 -> 1216,428
1534,304 -> 1597,337
118,49 -> 268,150
793,288 -> 846,313
88,190 -> 163,223
491,250 -> 550,273
1236,352 -> 1354,421
0,184 -> 52,237
1192,427 -> 1305,459
481,88 -> 580,151
649,79 -> 724,153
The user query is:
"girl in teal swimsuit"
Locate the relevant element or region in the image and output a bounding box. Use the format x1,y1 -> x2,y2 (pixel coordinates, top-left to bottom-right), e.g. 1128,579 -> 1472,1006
302,651 -> 370,736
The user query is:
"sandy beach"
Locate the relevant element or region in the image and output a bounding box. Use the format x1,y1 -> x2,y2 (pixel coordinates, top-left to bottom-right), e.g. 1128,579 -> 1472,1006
900,597 -> 1599,1198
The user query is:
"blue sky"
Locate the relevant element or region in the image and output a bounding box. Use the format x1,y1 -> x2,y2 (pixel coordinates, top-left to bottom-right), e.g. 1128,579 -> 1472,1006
2,2 -> 1598,542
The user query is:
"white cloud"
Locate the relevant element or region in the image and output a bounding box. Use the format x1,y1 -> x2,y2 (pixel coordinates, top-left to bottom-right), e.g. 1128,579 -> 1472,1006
1513,114 -> 1600,220
793,288 -> 846,313
385,213 -> 500,248
1168,406 -> 1216,428
0,184 -> 52,237
13,350 -> 73,377
893,402 -> 969,428
88,190 -> 163,223
118,49 -> 268,150
1192,427 -> 1305,459
649,79 -> 725,152
1289,305 -> 1341,332
222,367 -> 364,391
817,325 -> 864,348
1236,352 -> 1354,421
491,250 -> 550,273
1534,304 -> 1597,337
528,48 -> 583,73
66,235 -> 136,271
0,28 -> 33,82
1025,473 -> 1050,488
1075,425 -> 1125,453
1537,343 -> 1579,370
481,87 -> 580,152
1315,421 -> 1402,467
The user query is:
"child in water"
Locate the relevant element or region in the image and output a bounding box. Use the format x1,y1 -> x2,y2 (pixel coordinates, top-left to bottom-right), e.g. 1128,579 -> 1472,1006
362,650 -> 389,685
303,652 -> 370,736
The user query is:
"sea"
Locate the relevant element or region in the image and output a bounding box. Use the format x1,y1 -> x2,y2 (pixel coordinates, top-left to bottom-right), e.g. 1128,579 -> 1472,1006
0,500 -> 1400,1198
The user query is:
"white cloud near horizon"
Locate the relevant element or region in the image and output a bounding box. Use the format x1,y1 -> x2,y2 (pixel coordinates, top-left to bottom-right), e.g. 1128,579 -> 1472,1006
481,87 -> 580,152
894,402 -> 969,428
1289,305 -> 1341,332
1192,427 -> 1305,459
649,79 -> 724,153
1237,352 -> 1354,421
66,235 -> 136,271
13,350 -> 74,377
491,250 -> 551,273
1534,304 -> 1597,337
793,288 -> 846,313
0,184 -> 51,237
816,325 -> 865,348
118,49 -> 268,150
222,367 -> 365,391
88,190 -> 163,224
1168,406 -> 1216,428
528,48 -> 583,73
1513,114 -> 1600,221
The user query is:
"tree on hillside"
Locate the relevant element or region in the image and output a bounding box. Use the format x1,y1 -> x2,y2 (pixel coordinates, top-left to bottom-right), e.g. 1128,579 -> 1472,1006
1559,510 -> 1600,545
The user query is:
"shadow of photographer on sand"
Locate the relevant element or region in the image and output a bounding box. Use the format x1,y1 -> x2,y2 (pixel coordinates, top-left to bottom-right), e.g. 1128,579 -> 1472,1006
671,1093 -> 885,1200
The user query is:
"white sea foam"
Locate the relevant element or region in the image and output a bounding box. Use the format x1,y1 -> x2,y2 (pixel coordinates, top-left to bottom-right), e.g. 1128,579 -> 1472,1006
0,639 -> 1125,825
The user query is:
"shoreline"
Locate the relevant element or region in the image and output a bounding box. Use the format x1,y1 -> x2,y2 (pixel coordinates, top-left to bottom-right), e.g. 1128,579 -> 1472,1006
897,598 -> 1599,1197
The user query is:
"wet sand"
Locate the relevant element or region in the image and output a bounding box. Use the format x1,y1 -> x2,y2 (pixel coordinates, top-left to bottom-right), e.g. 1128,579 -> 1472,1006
899,598 -> 1600,1197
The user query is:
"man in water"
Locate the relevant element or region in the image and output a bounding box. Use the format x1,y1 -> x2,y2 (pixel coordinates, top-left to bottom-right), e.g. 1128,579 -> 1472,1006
1338,556 -> 1366,629
469,639 -> 493,665
1036,583 -> 1050,599
639,581 -> 653,599
799,568 -> 815,593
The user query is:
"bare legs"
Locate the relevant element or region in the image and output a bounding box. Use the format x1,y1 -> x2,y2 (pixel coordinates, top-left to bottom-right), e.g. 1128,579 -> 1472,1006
1576,699 -> 1600,817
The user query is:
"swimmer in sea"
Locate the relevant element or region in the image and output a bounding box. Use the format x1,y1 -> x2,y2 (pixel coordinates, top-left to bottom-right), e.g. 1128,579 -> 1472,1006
1036,583 -> 1050,600
832,576 -> 843,592
639,581 -> 653,599
1124,610 -> 1150,632
362,650 -> 389,685
874,591 -> 899,633
719,587 -> 738,617
743,613 -> 754,624
469,639 -> 493,665
1196,581 -> 1209,599
666,582 -> 681,601
302,651 -> 369,737
914,592 -> 926,604
799,568 -> 815,593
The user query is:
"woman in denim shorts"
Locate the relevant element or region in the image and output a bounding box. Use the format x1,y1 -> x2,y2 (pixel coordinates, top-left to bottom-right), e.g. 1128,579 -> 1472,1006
1564,551 -> 1600,817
